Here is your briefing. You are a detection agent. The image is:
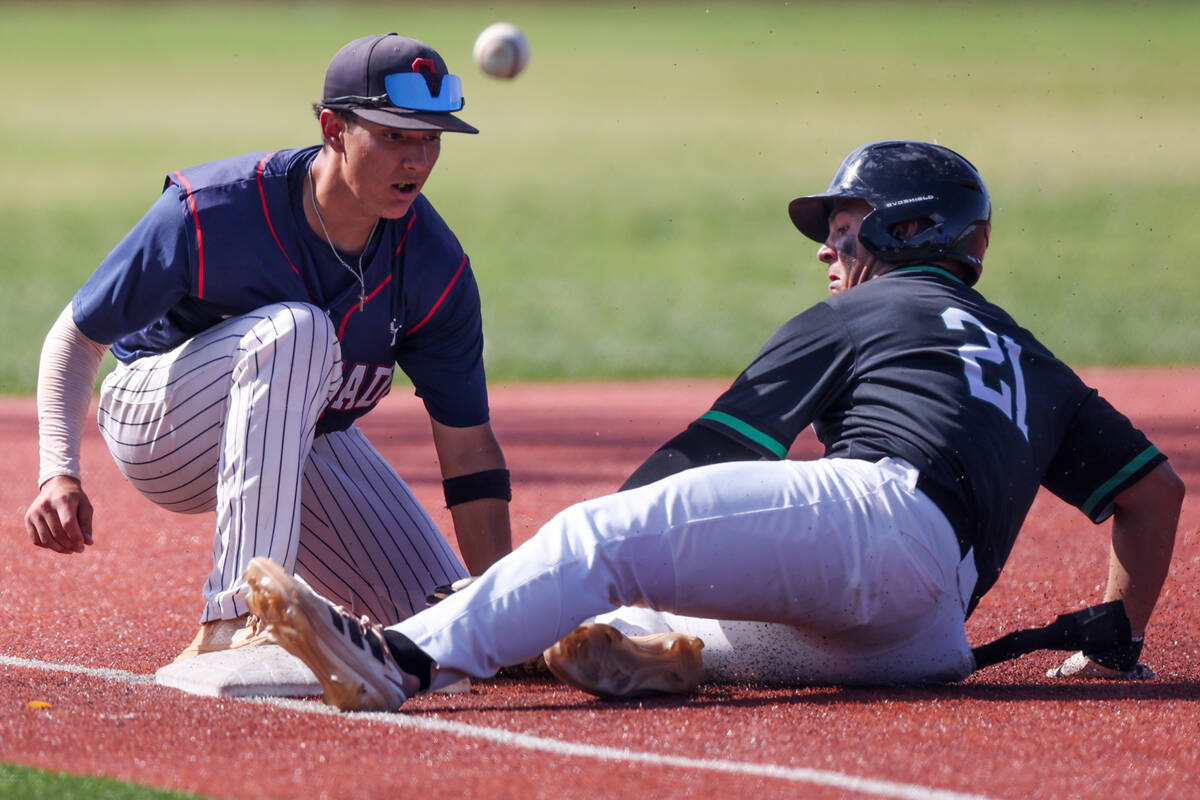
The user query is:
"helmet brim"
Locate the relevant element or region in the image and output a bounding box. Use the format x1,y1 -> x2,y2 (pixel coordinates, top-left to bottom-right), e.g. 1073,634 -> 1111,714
788,193 -> 842,244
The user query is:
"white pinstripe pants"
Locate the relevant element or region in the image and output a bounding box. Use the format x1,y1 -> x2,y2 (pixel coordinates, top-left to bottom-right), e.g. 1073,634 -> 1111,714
98,302 -> 466,624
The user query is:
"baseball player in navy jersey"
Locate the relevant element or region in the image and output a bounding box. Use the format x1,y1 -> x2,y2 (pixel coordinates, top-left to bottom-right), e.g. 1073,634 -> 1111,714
242,140 -> 1183,711
24,34 -> 516,663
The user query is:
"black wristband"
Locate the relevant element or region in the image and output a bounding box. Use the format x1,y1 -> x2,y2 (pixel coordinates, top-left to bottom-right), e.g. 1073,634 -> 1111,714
1086,636 -> 1144,673
443,468 -> 511,507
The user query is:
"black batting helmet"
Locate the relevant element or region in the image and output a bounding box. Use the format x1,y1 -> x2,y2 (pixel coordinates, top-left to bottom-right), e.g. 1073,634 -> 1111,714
788,140 -> 991,285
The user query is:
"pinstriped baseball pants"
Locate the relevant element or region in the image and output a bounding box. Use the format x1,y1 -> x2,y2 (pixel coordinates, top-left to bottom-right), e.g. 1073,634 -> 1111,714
97,302 -> 467,625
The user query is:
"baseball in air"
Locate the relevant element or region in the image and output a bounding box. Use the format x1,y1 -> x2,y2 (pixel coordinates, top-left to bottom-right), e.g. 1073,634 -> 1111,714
473,22 -> 530,79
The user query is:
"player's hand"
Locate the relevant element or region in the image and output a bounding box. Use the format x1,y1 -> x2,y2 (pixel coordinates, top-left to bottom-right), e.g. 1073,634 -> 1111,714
1047,637 -> 1155,681
24,475 -> 94,554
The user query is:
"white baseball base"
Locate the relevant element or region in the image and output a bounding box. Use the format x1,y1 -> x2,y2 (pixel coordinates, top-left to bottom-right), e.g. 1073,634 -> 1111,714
155,645 -> 469,698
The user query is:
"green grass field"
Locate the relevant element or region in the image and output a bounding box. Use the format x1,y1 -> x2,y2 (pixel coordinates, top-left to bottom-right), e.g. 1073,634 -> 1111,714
0,762 -> 203,799
2,1 -> 1198,393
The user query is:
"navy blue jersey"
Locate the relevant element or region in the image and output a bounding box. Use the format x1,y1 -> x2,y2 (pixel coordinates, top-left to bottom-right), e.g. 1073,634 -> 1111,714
696,266 -> 1164,611
72,147 -> 488,434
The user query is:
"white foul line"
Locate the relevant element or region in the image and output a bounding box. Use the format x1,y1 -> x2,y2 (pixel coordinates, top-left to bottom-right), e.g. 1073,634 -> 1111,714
2,654 -> 156,684
5,654 -> 997,800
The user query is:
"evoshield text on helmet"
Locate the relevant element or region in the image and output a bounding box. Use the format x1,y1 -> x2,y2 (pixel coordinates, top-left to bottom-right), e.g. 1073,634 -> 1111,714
788,141 -> 991,285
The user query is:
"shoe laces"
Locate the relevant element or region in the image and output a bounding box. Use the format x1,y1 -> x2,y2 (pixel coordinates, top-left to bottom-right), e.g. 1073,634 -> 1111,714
246,613 -> 268,637
326,601 -> 391,666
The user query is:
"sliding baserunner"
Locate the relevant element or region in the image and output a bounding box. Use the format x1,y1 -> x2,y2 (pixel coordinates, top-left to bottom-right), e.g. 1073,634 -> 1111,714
246,140 -> 1182,709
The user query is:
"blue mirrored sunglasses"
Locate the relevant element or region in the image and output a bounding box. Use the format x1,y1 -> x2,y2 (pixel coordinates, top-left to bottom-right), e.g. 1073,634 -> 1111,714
324,73 -> 464,113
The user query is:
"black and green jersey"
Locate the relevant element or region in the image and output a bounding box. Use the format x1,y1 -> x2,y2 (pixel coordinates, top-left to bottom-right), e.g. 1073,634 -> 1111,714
696,266 -> 1164,612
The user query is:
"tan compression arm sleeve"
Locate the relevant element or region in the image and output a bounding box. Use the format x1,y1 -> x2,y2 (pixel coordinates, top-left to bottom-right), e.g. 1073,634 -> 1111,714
36,304 -> 109,486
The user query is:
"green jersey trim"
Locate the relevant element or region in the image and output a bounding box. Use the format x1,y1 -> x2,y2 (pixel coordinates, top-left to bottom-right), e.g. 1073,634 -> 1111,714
892,265 -> 966,284
1081,445 -> 1163,517
699,410 -> 788,459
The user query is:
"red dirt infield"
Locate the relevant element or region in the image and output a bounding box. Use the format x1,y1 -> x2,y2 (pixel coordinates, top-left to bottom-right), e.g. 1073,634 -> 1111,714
2,371 -> 1198,799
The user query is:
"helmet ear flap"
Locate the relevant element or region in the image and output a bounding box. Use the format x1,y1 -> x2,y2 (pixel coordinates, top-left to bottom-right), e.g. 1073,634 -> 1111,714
856,204 -> 943,264
856,184 -> 990,284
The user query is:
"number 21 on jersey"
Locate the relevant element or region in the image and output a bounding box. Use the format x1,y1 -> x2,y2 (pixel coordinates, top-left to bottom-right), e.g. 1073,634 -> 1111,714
941,307 -> 1029,441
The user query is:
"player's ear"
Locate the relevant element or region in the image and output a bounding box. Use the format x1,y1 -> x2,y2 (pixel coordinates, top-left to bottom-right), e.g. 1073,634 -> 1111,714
888,218 -> 928,242
318,108 -> 350,153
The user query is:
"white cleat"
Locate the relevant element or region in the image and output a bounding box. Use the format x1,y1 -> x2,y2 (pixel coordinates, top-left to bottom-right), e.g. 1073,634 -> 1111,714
171,613 -> 272,663
543,622 -> 705,699
244,557 -> 418,711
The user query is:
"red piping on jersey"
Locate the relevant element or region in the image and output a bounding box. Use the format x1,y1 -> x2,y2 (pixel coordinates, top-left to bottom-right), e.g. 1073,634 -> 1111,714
256,153 -> 304,283
406,253 -> 467,338
337,274 -> 393,339
333,213 -> 418,340
394,212 -> 417,256
173,171 -> 204,297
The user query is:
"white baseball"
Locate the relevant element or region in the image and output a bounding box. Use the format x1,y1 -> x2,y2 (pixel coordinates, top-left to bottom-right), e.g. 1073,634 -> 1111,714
473,22 -> 530,79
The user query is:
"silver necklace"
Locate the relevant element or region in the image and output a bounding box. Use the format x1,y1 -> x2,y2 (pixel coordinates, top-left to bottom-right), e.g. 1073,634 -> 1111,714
307,163 -> 378,306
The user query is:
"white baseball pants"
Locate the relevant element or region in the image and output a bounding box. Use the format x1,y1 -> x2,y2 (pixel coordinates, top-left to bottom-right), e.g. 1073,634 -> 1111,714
97,302 -> 466,624
397,456 -> 978,689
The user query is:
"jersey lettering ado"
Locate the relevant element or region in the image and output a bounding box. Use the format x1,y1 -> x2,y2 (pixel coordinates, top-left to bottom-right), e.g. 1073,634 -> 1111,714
696,267 -> 1165,611
71,146 -> 488,434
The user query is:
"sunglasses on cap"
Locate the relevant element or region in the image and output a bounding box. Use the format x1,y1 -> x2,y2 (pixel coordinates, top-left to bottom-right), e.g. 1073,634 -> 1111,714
324,72 -> 464,113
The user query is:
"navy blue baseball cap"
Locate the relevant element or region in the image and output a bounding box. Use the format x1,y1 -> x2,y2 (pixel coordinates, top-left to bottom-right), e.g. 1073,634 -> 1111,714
322,33 -> 478,134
